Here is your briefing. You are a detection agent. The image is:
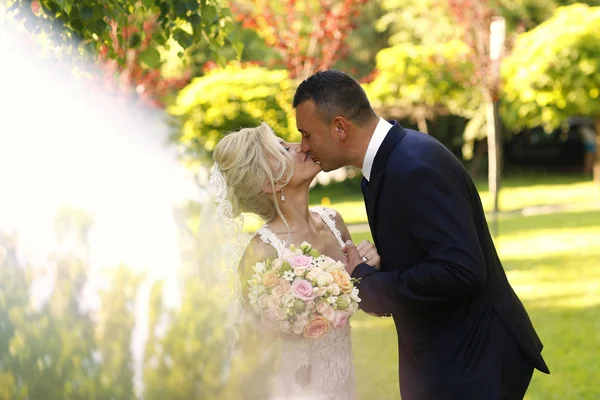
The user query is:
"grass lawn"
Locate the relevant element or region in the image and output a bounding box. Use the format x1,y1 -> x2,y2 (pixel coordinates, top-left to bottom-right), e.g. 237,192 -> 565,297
236,172 -> 599,230
349,209 -> 600,399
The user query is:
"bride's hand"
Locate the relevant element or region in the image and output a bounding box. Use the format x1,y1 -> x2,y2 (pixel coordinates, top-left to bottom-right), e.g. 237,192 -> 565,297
356,239 -> 381,270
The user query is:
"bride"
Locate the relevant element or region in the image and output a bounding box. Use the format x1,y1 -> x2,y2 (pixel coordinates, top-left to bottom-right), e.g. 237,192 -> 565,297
211,122 -> 380,399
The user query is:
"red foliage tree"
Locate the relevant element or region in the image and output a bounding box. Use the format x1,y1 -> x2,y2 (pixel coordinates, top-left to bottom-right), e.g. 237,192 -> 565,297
446,0 -> 498,97
97,18 -> 191,108
232,0 -> 368,79
446,0 -> 506,219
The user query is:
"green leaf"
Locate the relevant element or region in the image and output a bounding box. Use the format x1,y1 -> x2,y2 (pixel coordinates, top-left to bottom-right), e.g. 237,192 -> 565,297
152,32 -> 168,46
88,19 -> 108,36
185,0 -> 199,12
173,28 -> 194,48
174,1 -> 188,18
78,6 -> 94,22
187,13 -> 201,27
128,32 -> 142,49
233,42 -> 244,60
142,0 -> 155,7
140,47 -> 162,68
202,5 -> 217,22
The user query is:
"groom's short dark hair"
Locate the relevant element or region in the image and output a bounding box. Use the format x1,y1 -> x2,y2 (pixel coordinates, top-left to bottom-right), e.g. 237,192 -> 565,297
293,70 -> 376,125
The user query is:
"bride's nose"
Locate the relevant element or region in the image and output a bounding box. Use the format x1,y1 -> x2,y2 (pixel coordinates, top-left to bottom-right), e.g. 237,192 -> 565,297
289,143 -> 303,153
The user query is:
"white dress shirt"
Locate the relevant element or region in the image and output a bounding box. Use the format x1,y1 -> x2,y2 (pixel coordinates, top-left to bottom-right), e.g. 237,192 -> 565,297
361,117 -> 393,181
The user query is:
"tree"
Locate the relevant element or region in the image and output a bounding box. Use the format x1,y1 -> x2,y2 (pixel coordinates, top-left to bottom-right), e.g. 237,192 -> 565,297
231,0 -> 368,79
0,209 -> 101,399
4,0 -> 243,107
376,0 -> 458,46
366,40 -> 479,133
169,62 -> 297,163
501,4 -> 600,183
446,0 -> 505,227
95,266 -> 143,399
142,203 -> 277,399
6,0 -> 240,68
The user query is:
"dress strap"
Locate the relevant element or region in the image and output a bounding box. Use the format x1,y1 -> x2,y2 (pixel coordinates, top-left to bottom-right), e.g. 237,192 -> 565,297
310,206 -> 345,249
256,226 -> 287,258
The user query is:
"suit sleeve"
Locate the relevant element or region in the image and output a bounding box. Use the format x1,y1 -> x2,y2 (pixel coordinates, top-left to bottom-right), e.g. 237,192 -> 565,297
351,165 -> 486,315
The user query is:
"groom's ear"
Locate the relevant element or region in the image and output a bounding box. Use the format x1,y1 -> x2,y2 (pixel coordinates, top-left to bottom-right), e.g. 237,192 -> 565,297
332,116 -> 349,141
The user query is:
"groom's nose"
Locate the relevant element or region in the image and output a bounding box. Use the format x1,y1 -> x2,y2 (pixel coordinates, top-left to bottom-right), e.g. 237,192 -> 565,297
300,140 -> 310,153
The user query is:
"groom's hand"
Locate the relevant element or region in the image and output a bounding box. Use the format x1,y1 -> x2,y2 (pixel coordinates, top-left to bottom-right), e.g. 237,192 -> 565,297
343,240 -> 363,275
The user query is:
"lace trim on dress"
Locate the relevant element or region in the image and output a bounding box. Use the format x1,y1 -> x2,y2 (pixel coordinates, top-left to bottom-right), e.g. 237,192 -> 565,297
310,206 -> 345,248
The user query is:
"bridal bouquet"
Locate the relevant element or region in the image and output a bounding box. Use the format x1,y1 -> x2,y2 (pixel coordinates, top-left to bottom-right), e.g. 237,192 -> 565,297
247,242 -> 361,339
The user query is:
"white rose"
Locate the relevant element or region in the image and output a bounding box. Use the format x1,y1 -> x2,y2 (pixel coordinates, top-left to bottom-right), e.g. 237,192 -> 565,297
258,295 -> 268,309
274,308 -> 287,320
328,284 -> 340,296
282,294 -> 295,307
279,321 -> 292,333
294,266 -> 307,277
322,306 -> 336,322
272,286 -> 285,298
293,324 -> 304,335
268,296 -> 280,310
317,272 -> 334,287
350,287 -> 361,303
327,296 -> 338,305
295,313 -> 309,327
316,301 -> 329,315
348,301 -> 359,314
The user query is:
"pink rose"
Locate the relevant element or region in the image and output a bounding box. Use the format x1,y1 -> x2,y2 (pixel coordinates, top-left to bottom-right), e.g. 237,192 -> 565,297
289,255 -> 311,267
303,316 -> 331,339
292,279 -> 316,301
333,311 -> 350,328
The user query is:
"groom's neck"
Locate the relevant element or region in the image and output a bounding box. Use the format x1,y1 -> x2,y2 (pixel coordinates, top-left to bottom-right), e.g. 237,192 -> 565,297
346,115 -> 380,169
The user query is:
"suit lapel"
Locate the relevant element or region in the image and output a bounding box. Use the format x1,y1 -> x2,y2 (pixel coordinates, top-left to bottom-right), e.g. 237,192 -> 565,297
365,122 -> 407,239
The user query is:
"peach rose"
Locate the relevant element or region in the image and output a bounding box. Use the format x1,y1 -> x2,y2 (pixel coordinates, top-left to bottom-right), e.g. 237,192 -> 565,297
331,270 -> 353,293
303,316 -> 331,339
262,270 -> 279,288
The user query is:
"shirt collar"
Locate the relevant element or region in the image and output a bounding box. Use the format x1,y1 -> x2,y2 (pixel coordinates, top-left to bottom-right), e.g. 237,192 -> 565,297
362,117 -> 393,181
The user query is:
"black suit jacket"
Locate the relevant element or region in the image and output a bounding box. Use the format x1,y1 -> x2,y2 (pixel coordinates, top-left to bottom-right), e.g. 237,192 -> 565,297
352,122 -> 549,400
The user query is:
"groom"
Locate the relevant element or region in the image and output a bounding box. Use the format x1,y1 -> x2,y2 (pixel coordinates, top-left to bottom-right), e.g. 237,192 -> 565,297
293,70 -> 549,400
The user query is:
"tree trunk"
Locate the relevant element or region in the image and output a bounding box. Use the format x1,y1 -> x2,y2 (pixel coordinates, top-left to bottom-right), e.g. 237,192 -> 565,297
486,98 -> 502,235
468,140 -> 487,178
417,116 -> 429,134
594,117 -> 600,186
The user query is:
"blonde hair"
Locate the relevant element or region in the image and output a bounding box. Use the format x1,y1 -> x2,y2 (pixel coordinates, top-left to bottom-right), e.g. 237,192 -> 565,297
212,122 -> 294,224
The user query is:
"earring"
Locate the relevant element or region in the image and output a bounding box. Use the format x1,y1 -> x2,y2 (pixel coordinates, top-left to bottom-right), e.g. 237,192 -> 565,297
280,188 -> 285,201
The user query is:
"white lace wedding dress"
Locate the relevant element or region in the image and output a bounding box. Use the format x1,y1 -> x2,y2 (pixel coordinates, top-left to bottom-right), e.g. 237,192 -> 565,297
256,207 -> 356,400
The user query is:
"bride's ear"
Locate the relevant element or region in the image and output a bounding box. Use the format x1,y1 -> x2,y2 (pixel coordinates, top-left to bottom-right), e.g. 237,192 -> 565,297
262,181 -> 280,195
